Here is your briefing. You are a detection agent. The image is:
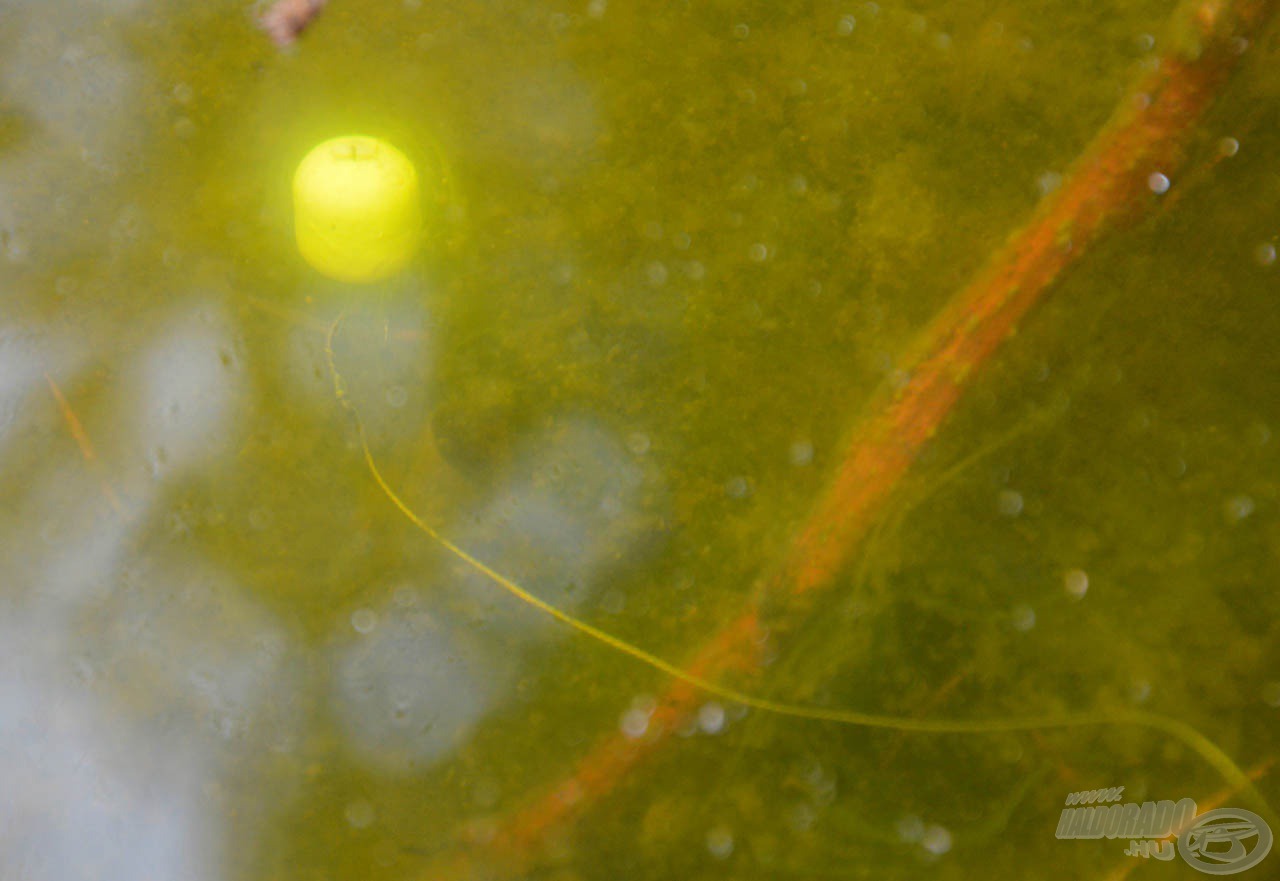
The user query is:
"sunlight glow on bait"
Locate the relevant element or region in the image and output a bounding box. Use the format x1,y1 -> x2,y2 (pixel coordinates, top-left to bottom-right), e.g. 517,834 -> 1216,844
293,135 -> 423,283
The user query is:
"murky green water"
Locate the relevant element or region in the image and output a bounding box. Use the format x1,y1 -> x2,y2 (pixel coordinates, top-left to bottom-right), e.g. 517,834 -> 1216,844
3,1 -> 1279,878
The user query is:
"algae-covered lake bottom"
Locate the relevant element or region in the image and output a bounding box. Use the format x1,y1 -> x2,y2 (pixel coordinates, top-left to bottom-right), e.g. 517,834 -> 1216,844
2,0 -> 1279,878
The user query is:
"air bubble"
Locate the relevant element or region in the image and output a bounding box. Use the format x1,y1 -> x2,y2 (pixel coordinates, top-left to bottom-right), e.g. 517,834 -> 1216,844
385,384 -> 408,408
1147,172 -> 1170,194
706,825 -> 734,859
897,815 -> 925,842
1011,605 -> 1036,632
997,489 -> 1024,517
1224,494 -> 1255,522
345,800 -> 376,829
351,608 -> 377,634
788,803 -> 817,831
620,707 -> 649,739
921,824 -> 952,855
620,696 -> 656,739
1063,569 -> 1089,600
599,495 -> 623,518
1036,171 -> 1062,196
789,440 -> 814,466
697,702 -> 726,734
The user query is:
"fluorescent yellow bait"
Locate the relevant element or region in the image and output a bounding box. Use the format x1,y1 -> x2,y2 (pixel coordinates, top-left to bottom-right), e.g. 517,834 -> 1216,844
293,135 -> 423,283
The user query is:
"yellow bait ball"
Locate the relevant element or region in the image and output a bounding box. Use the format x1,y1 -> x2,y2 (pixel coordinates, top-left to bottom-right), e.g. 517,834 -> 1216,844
293,135 -> 423,284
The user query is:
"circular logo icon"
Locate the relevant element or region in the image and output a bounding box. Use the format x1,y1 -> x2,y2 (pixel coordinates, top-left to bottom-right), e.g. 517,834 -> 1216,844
1178,808 -> 1273,875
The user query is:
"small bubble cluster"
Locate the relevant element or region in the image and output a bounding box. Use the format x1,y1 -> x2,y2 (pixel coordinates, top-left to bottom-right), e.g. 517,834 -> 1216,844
897,815 -> 952,856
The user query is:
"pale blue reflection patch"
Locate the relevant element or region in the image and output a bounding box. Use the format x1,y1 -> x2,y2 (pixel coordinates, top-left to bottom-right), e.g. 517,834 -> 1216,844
329,599 -> 505,775
127,301 -> 246,479
448,416 -> 653,638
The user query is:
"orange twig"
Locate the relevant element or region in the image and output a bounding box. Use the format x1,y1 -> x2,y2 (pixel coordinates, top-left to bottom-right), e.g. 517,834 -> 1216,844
762,0 -> 1271,613
44,373 -> 126,518
442,0 -> 1277,872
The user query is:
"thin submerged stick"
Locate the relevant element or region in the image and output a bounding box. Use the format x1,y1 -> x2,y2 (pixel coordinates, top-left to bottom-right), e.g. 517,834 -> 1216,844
321,0 -> 1278,870
45,373 -> 127,519
760,0 -> 1275,616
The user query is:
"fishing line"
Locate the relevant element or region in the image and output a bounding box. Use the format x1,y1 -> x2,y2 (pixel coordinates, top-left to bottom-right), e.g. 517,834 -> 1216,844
323,310 -> 1272,820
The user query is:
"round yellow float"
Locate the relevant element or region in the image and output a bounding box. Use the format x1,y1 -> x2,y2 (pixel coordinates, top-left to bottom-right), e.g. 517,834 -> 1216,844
293,135 -> 423,283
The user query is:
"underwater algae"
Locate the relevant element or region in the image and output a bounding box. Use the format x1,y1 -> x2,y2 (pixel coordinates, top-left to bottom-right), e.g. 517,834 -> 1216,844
9,0 -> 1279,878
290,0 -> 1280,875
